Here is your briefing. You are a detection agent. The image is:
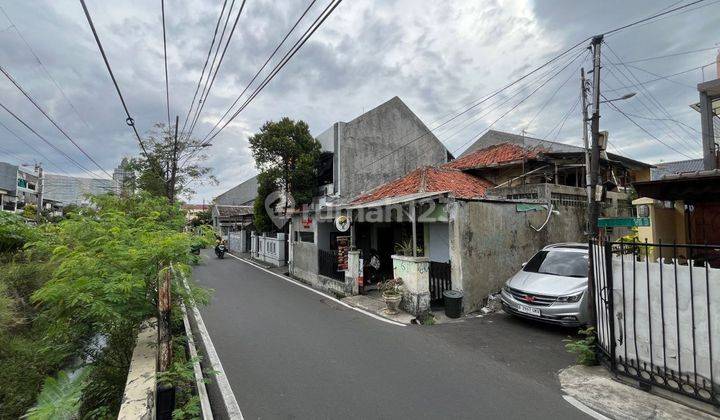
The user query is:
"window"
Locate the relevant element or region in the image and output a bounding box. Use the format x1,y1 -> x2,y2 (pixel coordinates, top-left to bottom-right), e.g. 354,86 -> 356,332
523,250 -> 588,278
296,231 -> 314,243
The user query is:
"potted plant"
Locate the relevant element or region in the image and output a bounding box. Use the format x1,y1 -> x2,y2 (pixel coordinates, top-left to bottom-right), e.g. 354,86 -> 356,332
378,277 -> 403,315
394,239 -> 423,257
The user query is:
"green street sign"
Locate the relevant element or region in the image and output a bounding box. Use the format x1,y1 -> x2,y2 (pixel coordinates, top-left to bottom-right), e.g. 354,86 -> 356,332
598,217 -> 650,228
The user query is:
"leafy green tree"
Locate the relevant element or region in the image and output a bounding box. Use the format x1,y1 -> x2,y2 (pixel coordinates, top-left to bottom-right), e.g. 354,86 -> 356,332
24,369 -> 89,420
124,123 -> 217,203
252,169 -> 279,232
249,117 -> 321,217
190,210 -> 212,227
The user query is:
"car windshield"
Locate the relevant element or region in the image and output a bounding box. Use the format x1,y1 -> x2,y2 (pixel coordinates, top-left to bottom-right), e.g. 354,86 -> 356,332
523,250 -> 588,278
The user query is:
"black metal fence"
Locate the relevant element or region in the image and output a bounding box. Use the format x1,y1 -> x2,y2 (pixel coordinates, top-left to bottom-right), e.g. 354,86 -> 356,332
318,249 -> 345,281
590,239 -> 720,407
429,261 -> 452,305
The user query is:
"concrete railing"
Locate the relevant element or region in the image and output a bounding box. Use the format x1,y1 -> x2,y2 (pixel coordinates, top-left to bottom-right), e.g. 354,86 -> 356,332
118,320 -> 157,420
250,232 -> 287,267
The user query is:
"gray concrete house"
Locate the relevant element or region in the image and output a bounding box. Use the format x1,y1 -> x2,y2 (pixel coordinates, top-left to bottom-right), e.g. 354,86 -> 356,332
289,96 -> 450,295
212,175 -> 258,236
290,135 -> 651,316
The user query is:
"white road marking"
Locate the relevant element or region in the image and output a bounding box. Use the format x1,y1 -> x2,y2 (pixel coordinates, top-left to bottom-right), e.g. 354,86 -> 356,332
177,265 -> 245,420
225,252 -> 407,327
563,395 -> 611,420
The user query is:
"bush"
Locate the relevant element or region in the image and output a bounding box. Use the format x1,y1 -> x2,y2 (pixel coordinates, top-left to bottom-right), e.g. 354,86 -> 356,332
564,327 -> 598,366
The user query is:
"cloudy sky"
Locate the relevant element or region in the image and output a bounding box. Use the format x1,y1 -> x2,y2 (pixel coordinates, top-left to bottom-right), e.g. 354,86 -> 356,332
1,0 -> 718,203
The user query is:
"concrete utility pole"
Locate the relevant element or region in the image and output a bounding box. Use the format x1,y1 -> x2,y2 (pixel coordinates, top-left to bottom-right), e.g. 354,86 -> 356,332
35,162 -> 43,222
580,67 -> 591,214
588,35 -> 603,238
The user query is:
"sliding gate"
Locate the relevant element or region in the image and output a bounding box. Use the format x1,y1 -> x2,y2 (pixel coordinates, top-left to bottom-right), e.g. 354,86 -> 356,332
590,239 -> 719,407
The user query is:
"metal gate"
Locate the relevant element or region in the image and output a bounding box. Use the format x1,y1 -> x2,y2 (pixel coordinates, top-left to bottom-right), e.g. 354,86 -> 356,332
590,239 -> 719,407
429,261 -> 451,305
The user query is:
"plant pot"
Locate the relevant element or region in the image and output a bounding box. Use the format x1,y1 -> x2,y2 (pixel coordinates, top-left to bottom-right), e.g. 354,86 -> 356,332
382,292 -> 402,315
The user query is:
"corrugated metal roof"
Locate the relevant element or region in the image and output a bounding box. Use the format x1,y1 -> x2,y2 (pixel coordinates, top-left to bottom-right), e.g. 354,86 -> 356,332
650,159 -> 704,180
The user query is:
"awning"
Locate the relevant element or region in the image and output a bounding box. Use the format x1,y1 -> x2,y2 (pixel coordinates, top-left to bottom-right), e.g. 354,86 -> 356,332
633,170 -> 720,201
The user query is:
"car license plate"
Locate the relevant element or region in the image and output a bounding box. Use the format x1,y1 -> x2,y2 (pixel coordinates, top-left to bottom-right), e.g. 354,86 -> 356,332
517,304 -> 541,316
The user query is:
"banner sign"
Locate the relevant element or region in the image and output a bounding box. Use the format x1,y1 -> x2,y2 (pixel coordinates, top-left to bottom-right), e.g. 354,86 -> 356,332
337,236 -> 350,271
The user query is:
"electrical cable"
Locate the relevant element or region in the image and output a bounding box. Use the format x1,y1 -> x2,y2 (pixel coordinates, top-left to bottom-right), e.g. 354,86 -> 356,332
78,0 -> 149,157
201,0 -> 320,143
0,65 -> 113,179
180,0 -> 229,135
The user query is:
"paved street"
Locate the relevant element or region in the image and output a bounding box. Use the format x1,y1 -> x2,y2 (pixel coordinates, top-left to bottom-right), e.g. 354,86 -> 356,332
194,251 -> 589,419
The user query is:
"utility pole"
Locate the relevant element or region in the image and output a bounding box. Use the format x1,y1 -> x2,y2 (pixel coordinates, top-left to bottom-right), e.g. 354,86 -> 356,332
585,35 -> 603,329
35,162 -> 43,223
580,67 -> 591,214
588,35 -> 603,239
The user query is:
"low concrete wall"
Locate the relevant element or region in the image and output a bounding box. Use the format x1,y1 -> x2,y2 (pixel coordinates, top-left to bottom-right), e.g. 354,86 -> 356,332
449,200 -> 586,313
392,255 -> 430,316
289,241 -> 356,297
251,232 -> 287,266
118,320 -> 157,420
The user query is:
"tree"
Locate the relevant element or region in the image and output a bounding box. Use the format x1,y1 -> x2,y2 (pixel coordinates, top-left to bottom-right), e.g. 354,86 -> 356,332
124,123 -> 217,203
189,210 -> 212,227
253,170 -> 279,232
249,118 -> 321,219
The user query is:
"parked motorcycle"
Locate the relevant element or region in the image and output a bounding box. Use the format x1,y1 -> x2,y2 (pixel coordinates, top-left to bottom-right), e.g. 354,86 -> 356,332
215,243 -> 227,259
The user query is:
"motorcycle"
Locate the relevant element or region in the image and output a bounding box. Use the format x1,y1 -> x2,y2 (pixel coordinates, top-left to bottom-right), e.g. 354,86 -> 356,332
214,243 -> 227,259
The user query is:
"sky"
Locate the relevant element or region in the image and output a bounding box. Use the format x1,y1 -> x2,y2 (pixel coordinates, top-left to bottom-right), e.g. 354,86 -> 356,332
0,0 -> 718,203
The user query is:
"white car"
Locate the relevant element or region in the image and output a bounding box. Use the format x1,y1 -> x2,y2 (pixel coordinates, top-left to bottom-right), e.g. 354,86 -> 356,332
500,243 -> 589,327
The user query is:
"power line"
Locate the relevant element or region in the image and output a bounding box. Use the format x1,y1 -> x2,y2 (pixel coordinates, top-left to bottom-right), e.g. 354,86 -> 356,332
189,0 -> 344,156
78,0 -> 149,157
604,43 -> 700,147
622,111 -> 701,134
613,45 -> 719,65
201,0 -> 320,142
161,0 -> 171,127
0,119 -> 68,173
0,100 -> 99,176
186,0 -> 248,139
451,49 -> 587,155
603,96 -> 696,159
602,66 -> 700,156
0,65 -> 113,178
604,61 -> 714,92
604,0 -> 710,37
0,5 -> 93,131
179,0 -> 229,136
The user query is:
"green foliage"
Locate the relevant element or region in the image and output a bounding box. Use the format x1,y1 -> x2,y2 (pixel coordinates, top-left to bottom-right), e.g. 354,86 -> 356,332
0,193 -> 209,418
189,209 -> 212,227
0,211 -> 37,254
249,117 -> 321,213
394,239 -> 424,257
253,169 -> 279,233
24,368 -> 89,420
564,326 -> 598,366
124,122 -> 217,202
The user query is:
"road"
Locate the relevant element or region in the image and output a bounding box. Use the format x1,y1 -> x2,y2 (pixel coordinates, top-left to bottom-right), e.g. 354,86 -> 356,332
194,251 -> 589,419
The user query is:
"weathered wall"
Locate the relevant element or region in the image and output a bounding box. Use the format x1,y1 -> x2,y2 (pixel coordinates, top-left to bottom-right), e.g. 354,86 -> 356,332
289,241 -> 319,284
338,96 -> 448,199
215,175 -> 258,206
449,200 -> 586,312
0,162 -> 18,194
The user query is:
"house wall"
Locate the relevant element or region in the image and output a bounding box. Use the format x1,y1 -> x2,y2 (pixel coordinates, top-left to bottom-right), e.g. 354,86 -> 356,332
337,97 -> 448,199
0,162 -> 18,195
215,175 -> 258,206
449,200 -> 586,313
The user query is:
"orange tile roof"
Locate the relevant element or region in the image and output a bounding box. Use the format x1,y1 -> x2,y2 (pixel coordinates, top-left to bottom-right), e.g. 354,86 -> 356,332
351,166 -> 494,204
444,142 -> 544,171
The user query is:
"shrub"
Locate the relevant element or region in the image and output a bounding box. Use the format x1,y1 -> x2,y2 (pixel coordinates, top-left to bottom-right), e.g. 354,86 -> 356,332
564,326 -> 598,366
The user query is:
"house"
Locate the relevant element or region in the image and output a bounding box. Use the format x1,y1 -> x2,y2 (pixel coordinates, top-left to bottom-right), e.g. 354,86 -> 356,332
288,96 -> 451,293
212,205 -> 253,237
43,173 -> 117,206
290,133 -> 650,315
650,159 -> 704,180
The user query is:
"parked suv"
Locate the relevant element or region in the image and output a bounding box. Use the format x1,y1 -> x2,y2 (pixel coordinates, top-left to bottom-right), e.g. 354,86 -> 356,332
500,243 -> 589,327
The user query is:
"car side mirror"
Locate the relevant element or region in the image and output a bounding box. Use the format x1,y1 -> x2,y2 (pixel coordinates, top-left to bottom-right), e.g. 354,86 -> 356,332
521,262 -> 527,268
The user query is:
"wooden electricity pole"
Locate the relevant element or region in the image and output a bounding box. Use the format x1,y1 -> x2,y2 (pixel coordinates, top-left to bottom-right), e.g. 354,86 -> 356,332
588,35 -> 603,239
169,115 -> 179,204
158,266 -> 172,372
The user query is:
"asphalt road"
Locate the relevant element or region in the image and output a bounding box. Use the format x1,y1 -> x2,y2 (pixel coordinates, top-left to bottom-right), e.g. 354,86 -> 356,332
194,251 -> 589,419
